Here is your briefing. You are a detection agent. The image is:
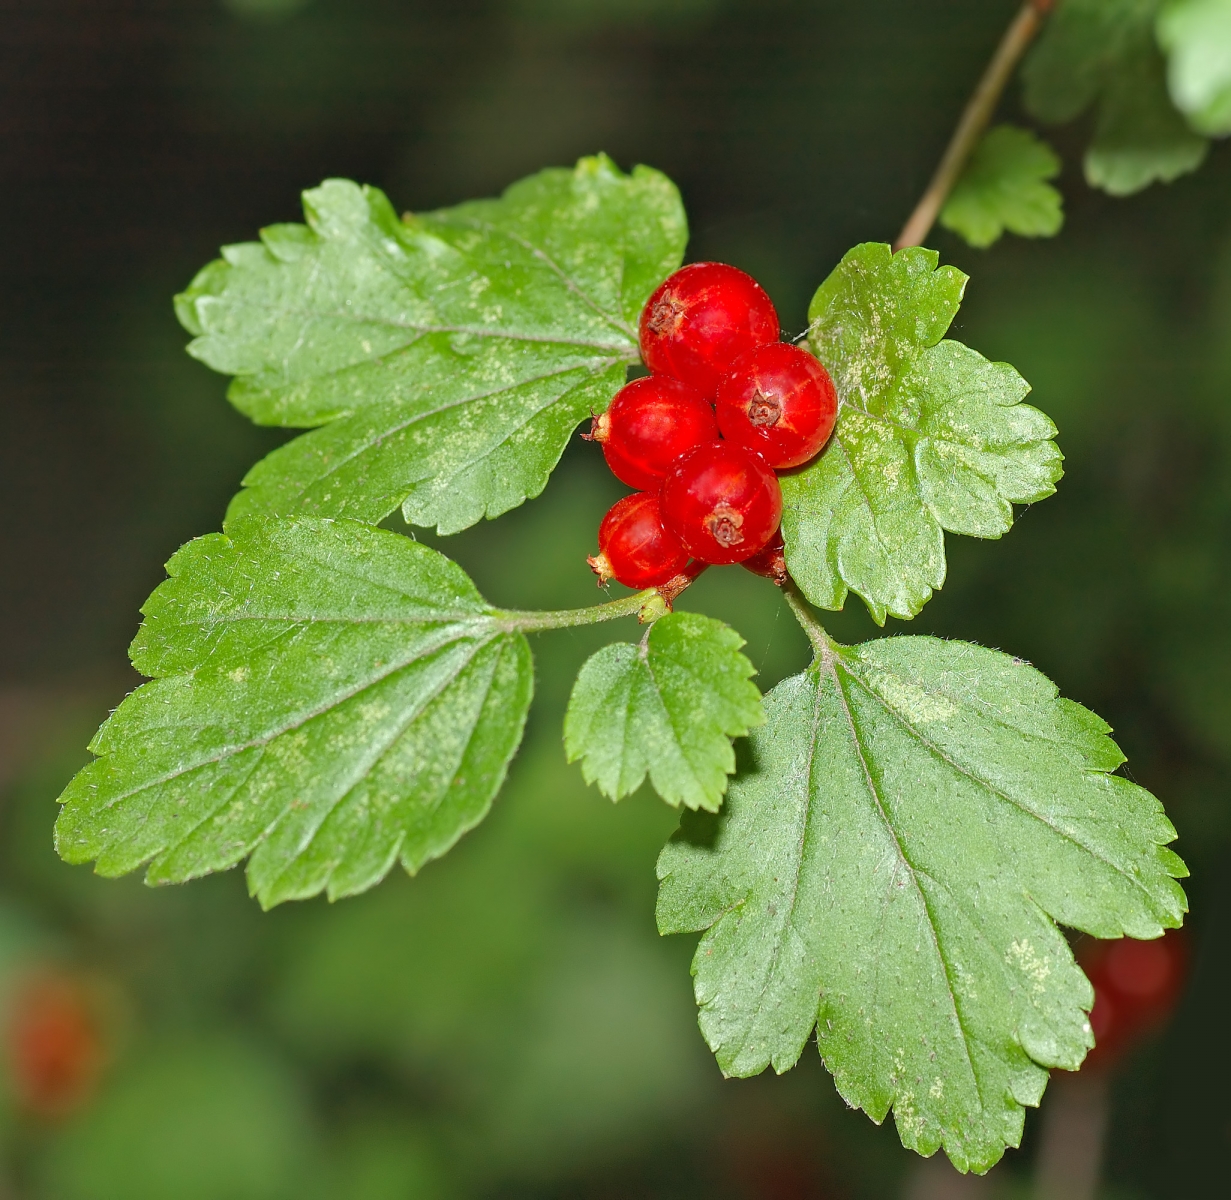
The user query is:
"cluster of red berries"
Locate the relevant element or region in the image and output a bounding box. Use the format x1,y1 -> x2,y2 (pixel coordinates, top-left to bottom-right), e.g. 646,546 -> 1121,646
586,262 -> 838,590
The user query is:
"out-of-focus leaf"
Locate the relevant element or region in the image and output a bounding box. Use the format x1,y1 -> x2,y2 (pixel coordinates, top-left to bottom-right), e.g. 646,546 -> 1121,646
1158,0 -> 1231,135
55,518 -> 532,907
657,635 -> 1187,1173
175,156 -> 685,534
783,243 -> 1062,624
41,1037 -> 312,1200
940,125 -> 1064,249
564,612 -> 764,812
1023,0 -> 1207,195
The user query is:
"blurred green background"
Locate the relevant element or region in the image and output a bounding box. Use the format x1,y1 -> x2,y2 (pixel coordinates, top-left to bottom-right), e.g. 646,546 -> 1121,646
2,0 -> 1230,1195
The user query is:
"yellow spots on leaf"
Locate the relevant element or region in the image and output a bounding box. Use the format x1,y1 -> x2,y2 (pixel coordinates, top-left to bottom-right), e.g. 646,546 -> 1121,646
1006,938 -> 1051,995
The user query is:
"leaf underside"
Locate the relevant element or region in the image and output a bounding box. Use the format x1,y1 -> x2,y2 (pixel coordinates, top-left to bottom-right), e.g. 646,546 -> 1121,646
564,612 -> 765,812
1023,0 -> 1207,196
175,154 -> 687,535
940,124 -> 1064,249
657,635 -> 1187,1173
783,243 -> 1062,624
55,518 -> 533,908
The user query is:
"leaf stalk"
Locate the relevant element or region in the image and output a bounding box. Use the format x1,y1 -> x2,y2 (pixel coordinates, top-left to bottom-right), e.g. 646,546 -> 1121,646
783,583 -> 838,660
894,0 -> 1054,251
495,563 -> 709,633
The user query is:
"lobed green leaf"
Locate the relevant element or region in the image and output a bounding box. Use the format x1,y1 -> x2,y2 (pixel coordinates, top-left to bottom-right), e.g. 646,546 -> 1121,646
657,634 -> 1187,1173
1158,0 -> 1231,135
940,125 -> 1064,249
1023,0 -> 1207,195
783,243 -> 1062,624
55,518 -> 533,907
175,155 -> 686,534
564,612 -> 764,812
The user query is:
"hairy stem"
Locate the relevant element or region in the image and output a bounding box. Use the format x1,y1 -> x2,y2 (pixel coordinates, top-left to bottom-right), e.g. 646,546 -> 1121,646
783,583 -> 837,659
495,564 -> 708,633
894,0 -> 1054,251
495,590 -> 654,632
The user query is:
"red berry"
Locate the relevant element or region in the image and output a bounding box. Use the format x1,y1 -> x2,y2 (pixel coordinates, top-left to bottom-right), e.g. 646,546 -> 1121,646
1078,930 -> 1188,1069
640,263 -> 780,398
588,493 -> 690,589
740,530 -> 788,585
661,442 -> 782,565
589,376 -> 718,490
716,342 -> 838,469
6,971 -> 104,1119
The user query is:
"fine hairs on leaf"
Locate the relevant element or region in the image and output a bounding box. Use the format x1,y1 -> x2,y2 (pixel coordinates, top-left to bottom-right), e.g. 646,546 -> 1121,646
781,242 -> 1063,624
657,630 -> 1187,1173
564,611 -> 765,812
176,155 -> 686,535
56,518 -> 535,908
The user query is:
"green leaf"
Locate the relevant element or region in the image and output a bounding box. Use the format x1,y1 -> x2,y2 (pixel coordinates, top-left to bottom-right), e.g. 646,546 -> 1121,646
175,155 -> 686,535
563,612 -> 764,812
657,634 -> 1187,1173
1023,0 -> 1207,195
783,243 -> 1062,624
939,125 -> 1064,249
54,517 -> 534,907
1158,0 -> 1231,135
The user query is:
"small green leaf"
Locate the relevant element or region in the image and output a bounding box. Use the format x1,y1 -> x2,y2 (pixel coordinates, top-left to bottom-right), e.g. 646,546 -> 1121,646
1158,0 -> 1231,135
564,612 -> 764,812
1023,0 -> 1207,195
783,243 -> 1062,624
940,125 -> 1064,249
657,635 -> 1187,1173
175,155 -> 686,534
55,518 -> 534,907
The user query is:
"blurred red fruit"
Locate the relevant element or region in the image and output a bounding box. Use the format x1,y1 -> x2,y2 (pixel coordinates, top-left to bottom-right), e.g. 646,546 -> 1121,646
5,971 -> 104,1118
1079,929 -> 1187,1069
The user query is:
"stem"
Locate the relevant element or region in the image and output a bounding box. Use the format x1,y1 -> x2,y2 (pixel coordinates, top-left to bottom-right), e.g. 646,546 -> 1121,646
494,590 -> 653,633
494,563 -> 709,632
783,583 -> 836,659
894,0 -> 1054,251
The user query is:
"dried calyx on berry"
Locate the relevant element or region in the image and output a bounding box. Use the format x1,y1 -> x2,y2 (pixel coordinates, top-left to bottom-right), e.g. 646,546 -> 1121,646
716,342 -> 838,468
639,262 -> 780,397
588,492 -> 690,589
588,376 -> 718,490
661,441 -> 782,566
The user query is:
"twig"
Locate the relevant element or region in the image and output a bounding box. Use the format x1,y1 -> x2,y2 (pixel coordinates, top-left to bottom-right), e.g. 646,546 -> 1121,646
894,0 -> 1054,251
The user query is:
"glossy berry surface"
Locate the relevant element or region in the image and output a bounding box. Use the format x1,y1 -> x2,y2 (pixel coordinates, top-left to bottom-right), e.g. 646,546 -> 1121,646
588,492 -> 690,589
661,441 -> 782,565
716,342 -> 838,468
639,262 -> 780,398
739,530 -> 787,585
590,375 -> 718,490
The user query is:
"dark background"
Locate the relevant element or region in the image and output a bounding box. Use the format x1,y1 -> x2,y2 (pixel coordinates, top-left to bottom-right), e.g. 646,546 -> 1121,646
1,0 -> 1229,1196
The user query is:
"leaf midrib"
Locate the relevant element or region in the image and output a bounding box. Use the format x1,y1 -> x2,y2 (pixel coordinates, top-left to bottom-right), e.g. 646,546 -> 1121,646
824,656 -> 983,1108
